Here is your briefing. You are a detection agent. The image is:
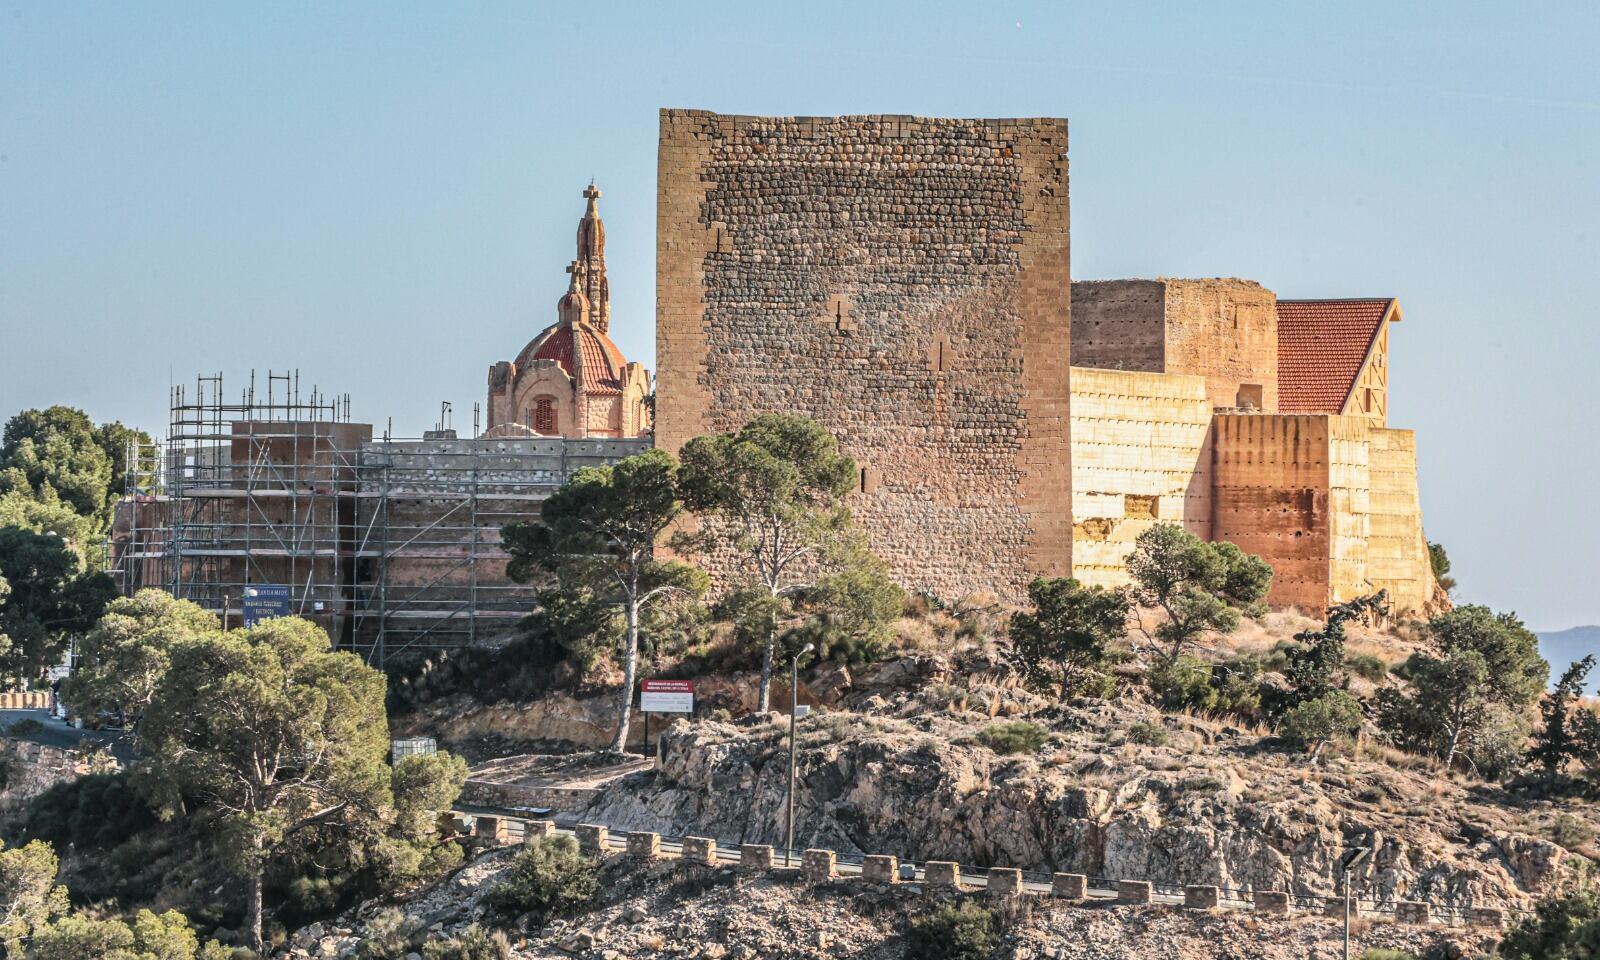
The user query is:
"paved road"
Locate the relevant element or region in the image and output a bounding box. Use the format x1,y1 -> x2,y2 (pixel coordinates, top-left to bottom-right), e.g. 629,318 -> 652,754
0,709 -> 138,764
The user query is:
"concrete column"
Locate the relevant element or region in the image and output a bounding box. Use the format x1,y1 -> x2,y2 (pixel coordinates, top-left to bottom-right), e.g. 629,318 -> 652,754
474,815 -> 507,845
1324,897 -> 1359,919
627,832 -> 660,860
525,819 -> 556,840
1184,885 -> 1220,909
1468,907 -> 1504,928
862,855 -> 899,884
575,823 -> 608,855
1253,890 -> 1291,915
1052,874 -> 1087,899
925,862 -> 961,890
740,844 -> 773,873
987,868 -> 1024,898
1117,880 -> 1153,904
1396,901 -> 1430,925
802,849 -> 836,882
680,836 -> 717,866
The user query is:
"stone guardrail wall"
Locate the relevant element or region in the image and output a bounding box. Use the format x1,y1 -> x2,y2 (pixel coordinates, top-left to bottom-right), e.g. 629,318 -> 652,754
443,811 -> 1509,931
0,736 -> 119,810
0,692 -> 52,709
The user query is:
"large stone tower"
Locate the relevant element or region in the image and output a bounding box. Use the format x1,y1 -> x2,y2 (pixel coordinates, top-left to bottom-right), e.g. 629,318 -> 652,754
654,111 -> 1073,601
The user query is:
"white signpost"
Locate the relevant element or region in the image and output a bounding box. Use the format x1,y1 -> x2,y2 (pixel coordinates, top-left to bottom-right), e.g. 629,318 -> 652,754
640,679 -> 694,714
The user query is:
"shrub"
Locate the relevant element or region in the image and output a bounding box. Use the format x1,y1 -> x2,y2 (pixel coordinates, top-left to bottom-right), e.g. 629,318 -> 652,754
1127,721 -> 1168,747
357,908 -> 422,960
420,925 -> 509,960
1360,950 -> 1415,960
975,721 -> 1048,756
1499,887 -> 1600,958
26,908 -> 225,960
1545,813 -> 1596,852
903,901 -> 998,960
1346,654 -> 1388,683
18,771 -> 159,853
7,718 -> 42,736
1280,691 -> 1364,749
487,835 -> 598,920
1147,655 -> 1217,713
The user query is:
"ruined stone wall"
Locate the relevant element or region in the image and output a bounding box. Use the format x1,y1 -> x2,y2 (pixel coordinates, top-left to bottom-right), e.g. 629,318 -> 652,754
1212,414 -> 1337,613
655,111 -> 1072,601
1368,428 -> 1434,613
1069,368 -> 1212,589
1071,280 -> 1164,372
1161,279 -> 1278,412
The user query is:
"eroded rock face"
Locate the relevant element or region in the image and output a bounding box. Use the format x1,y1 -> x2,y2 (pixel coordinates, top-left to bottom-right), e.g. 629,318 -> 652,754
583,708 -> 1561,909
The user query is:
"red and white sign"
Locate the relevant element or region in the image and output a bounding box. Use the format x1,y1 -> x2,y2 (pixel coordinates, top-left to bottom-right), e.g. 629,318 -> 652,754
640,679 -> 694,714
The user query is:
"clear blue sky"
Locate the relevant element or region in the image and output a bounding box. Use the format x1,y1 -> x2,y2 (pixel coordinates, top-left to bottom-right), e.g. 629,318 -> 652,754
3,2 -> 1597,630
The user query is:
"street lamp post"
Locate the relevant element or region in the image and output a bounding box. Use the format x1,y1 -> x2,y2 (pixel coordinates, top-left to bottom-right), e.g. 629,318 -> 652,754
784,642 -> 814,868
1339,848 -> 1370,960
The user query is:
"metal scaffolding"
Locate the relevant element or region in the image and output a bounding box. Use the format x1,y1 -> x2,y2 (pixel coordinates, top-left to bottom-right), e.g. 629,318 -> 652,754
106,372 -> 650,666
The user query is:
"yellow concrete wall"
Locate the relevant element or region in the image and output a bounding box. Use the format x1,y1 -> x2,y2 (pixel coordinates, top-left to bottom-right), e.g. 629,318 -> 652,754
1368,427 -> 1434,614
1069,368 -> 1213,588
1327,416 -> 1372,604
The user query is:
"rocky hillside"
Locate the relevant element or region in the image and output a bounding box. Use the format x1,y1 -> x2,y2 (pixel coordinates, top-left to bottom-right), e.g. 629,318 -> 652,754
286,842 -> 1500,960
580,696 -> 1575,912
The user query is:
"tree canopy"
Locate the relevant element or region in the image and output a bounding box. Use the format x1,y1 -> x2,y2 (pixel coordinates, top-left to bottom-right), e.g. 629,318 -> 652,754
62,589 -> 221,724
1009,577 -> 1128,698
0,526 -> 116,685
503,448 -> 706,754
0,407 -> 149,528
676,414 -> 896,711
1125,523 -> 1272,662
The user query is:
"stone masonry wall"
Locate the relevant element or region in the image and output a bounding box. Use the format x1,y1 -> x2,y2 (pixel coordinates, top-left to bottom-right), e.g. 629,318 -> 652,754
655,111 -> 1073,601
1368,428 -> 1434,613
1160,279 -> 1278,412
1212,413 -> 1338,613
1069,367 -> 1212,588
1071,280 -> 1164,372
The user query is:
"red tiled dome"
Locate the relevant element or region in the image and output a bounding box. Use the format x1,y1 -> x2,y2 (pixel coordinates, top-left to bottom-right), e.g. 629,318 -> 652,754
514,322 -> 627,395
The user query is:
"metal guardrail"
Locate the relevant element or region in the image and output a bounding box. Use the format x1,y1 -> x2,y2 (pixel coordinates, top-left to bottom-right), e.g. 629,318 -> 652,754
452,804 -> 1523,929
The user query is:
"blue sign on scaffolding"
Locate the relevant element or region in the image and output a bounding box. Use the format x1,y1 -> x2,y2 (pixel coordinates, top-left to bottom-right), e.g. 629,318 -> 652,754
242,585 -> 292,627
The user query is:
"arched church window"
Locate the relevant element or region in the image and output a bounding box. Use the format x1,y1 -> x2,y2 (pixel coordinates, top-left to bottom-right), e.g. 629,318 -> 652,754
534,396 -> 557,435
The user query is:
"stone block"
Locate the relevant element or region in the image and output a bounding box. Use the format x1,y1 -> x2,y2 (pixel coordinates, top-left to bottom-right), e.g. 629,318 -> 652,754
1117,880 -> 1153,904
627,832 -> 660,860
1468,907 -> 1504,928
862,855 -> 899,884
987,868 -> 1024,898
925,861 -> 962,890
474,815 -> 506,843
1185,885 -> 1220,909
802,849 -> 836,882
1324,896 -> 1360,919
740,844 -> 773,873
1396,901 -> 1430,925
680,836 -> 717,866
1253,890 -> 1291,915
525,819 -> 556,840
574,823 -> 608,855
1052,873 -> 1087,899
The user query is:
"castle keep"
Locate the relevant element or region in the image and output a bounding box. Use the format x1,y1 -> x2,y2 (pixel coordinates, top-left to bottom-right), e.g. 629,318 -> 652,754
655,110 -> 1439,614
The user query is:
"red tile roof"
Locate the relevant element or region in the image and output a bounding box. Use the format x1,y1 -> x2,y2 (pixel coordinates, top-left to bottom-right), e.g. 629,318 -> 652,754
1276,298 -> 1396,413
516,321 -> 627,394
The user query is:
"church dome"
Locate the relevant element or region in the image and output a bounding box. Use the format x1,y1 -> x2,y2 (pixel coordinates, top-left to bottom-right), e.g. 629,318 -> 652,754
514,321 -> 627,395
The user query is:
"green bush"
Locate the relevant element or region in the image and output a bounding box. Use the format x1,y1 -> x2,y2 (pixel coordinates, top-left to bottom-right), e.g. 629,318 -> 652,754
1127,721 -> 1168,747
1546,813 -> 1596,852
1499,887 -> 1600,958
1360,950 -> 1415,960
487,835 -> 598,920
18,771 -> 159,852
903,901 -> 998,960
420,925 -> 509,960
26,908 -> 230,960
1147,655 -> 1217,713
355,908 -> 422,960
7,718 -> 43,736
1346,654 -> 1388,683
975,721 -> 1048,756
1280,691 -> 1364,749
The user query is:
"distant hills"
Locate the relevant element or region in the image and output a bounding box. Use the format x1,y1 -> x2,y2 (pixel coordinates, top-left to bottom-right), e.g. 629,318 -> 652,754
1538,626 -> 1600,693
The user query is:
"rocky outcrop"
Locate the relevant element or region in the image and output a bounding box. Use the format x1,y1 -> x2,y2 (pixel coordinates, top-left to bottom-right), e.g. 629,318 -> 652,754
0,737 -> 119,811
582,707 -> 1568,910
